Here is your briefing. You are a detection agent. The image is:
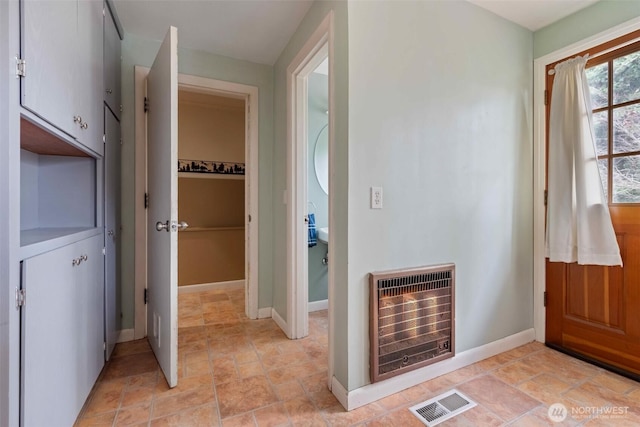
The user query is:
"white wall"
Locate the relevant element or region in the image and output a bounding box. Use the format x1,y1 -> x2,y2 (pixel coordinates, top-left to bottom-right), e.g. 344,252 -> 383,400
346,0 -> 534,390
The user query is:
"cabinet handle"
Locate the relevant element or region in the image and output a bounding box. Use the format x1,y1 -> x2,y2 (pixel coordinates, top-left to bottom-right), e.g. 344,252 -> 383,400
72,255 -> 88,266
82,254 -> 88,262
73,115 -> 82,124
81,122 -> 88,130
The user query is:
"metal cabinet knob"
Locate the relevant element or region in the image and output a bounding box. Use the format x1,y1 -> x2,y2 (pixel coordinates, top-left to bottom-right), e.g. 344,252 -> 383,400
156,221 -> 169,232
106,88 -> 113,94
107,229 -> 115,237
73,115 -> 82,124
81,122 -> 88,130
177,221 -> 189,231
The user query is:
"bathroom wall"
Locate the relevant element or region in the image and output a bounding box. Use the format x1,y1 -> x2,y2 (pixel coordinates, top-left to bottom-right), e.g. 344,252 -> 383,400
308,72 -> 329,303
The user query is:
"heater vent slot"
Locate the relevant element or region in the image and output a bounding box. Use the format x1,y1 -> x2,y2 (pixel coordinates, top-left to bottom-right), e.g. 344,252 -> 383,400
370,264 -> 455,383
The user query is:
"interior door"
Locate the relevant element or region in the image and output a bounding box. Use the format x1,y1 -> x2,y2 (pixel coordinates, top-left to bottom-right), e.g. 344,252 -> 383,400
146,26 -> 178,387
104,106 -> 121,361
545,40 -> 640,377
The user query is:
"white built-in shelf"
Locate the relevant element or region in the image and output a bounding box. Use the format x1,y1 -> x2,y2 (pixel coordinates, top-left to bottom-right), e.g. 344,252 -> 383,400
20,227 -> 102,260
181,226 -> 244,233
178,172 -> 244,181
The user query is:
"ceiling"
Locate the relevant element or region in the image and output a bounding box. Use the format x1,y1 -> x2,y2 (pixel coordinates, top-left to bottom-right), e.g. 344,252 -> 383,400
468,0 -> 599,31
112,0 -> 599,66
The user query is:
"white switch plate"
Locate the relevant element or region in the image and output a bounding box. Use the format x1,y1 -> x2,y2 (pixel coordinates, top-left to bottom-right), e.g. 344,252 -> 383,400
371,186 -> 383,209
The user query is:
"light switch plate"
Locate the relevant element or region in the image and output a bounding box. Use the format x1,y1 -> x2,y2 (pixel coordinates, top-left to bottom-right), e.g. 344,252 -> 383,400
371,186 -> 383,209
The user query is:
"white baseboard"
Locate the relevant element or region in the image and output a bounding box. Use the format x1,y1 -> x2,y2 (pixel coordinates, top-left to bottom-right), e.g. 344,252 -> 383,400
271,308 -> 288,336
308,299 -> 328,312
343,328 -> 536,411
178,279 -> 244,294
258,307 -> 272,319
117,329 -> 135,343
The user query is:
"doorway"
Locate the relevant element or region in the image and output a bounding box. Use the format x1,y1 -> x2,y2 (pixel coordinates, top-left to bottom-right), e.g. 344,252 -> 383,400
286,11 -> 335,388
133,68 -> 260,339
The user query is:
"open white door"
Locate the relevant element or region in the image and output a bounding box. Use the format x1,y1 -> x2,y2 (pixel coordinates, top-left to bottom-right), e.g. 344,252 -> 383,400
146,26 -> 179,388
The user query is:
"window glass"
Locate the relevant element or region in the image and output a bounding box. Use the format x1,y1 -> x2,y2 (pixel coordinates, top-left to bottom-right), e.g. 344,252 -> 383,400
613,155 -> 640,202
613,51 -> 640,105
592,111 -> 609,156
613,104 -> 640,154
586,62 -> 609,109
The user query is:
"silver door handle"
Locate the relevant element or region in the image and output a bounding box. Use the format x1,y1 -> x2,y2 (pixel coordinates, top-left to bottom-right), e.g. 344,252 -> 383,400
176,221 -> 189,231
156,221 -> 169,232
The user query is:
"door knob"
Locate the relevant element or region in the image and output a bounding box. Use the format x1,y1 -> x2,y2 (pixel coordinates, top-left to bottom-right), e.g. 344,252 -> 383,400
107,229 -> 115,237
156,221 -> 169,232
176,221 -> 189,231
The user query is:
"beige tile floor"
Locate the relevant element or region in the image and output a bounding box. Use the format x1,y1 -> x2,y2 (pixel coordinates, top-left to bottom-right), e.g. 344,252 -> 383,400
76,288 -> 640,426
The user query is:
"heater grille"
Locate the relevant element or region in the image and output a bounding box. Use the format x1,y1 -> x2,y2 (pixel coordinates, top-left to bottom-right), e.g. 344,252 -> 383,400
370,264 -> 455,383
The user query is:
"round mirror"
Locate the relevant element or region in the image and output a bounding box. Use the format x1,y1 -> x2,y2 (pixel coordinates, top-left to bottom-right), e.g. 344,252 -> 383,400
314,124 -> 329,195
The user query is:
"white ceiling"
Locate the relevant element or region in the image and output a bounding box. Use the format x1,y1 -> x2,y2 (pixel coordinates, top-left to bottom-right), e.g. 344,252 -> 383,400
468,0 -> 599,31
112,0 -> 313,65
112,0 -> 600,66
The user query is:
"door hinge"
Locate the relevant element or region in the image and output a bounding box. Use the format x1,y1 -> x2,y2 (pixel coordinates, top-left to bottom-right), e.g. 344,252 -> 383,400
120,138 -> 123,146
248,214 -> 252,222
103,134 -> 106,144
102,247 -> 106,256
16,288 -> 25,308
144,97 -> 149,113
544,190 -> 548,206
103,342 -> 106,351
144,288 -> 148,304
15,57 -> 26,78
144,192 -> 149,209
544,90 -> 549,106
543,291 -> 548,307
103,7 -> 106,17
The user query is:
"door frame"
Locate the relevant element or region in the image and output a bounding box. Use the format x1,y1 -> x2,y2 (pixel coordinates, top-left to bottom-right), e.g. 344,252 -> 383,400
285,10 -> 335,382
134,68 -> 260,339
532,16 -> 640,343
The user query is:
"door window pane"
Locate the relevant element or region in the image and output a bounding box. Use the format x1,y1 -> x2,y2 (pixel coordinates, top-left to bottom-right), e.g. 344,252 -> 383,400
613,104 -> 640,154
586,62 -> 609,109
613,155 -> 640,203
592,111 -> 609,155
613,51 -> 640,104
598,158 -> 609,201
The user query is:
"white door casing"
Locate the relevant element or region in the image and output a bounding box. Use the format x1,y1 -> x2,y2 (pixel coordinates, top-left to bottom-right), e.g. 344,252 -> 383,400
146,26 -> 179,387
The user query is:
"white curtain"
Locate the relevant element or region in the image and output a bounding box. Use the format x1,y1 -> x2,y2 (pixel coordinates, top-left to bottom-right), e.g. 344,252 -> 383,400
546,55 -> 622,266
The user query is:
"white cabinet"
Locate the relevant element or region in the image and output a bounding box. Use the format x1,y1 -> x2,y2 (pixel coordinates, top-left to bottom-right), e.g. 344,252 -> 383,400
104,3 -> 122,120
20,0 -> 104,156
20,234 -> 104,427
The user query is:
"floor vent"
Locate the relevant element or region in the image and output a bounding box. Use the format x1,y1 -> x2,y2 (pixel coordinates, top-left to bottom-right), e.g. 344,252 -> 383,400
409,389 -> 476,426
369,264 -> 455,383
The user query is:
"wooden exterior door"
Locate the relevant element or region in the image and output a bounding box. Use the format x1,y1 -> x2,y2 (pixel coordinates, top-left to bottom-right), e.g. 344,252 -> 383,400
545,35 -> 640,378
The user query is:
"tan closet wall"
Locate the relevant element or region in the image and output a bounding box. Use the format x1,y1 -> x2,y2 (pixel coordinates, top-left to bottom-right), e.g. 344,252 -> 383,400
178,91 -> 245,286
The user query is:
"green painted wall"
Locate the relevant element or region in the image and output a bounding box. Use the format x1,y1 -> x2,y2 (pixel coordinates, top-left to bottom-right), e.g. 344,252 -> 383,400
119,33 -> 274,329
308,73 -> 329,303
534,0 -> 640,58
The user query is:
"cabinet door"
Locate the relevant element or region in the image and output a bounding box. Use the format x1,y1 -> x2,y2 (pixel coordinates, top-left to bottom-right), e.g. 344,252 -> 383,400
104,107 -> 121,360
21,235 -> 104,427
104,5 -> 122,120
21,0 -> 78,138
76,0 -> 104,156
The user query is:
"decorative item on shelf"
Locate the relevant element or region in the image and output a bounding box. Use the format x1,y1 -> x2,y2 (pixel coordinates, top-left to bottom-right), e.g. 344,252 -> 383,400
178,159 -> 245,175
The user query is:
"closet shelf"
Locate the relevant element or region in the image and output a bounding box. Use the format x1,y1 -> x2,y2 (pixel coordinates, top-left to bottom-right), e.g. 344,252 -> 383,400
182,226 -> 244,233
178,172 -> 244,180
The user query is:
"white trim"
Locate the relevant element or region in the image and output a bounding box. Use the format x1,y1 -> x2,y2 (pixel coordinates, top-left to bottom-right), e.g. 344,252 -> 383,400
341,328 -> 535,411
285,10 -> 334,343
271,308 -> 288,333
533,16 -> 640,343
117,329 -> 135,343
134,71 -> 261,337
258,307 -> 272,319
308,299 -> 328,312
177,280 -> 244,294
330,376 -> 349,410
